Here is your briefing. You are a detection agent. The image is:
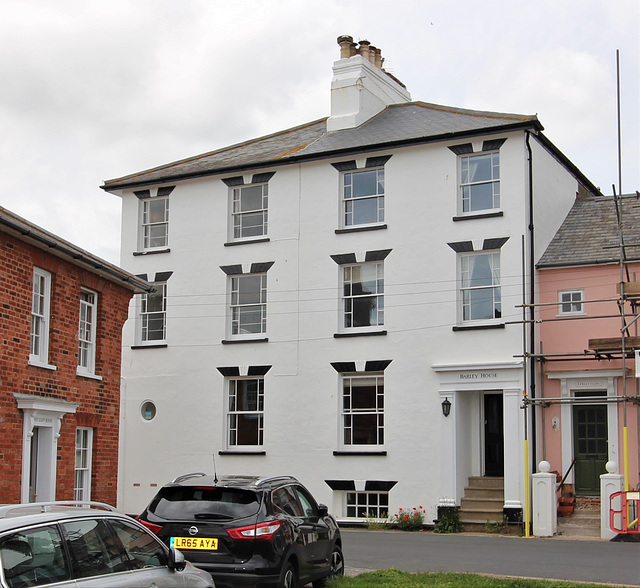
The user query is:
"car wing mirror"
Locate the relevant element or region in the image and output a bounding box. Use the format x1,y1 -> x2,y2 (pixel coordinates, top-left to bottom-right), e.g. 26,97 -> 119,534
318,504 -> 328,517
168,547 -> 187,572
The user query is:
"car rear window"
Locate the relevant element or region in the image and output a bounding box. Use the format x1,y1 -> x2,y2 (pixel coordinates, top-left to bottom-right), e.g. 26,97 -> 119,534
150,486 -> 260,520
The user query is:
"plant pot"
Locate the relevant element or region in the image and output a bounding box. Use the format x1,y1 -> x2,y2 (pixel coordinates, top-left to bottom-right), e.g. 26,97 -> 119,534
558,505 -> 574,517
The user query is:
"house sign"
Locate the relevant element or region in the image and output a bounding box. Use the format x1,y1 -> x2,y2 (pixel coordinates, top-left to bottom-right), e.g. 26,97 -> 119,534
459,372 -> 498,380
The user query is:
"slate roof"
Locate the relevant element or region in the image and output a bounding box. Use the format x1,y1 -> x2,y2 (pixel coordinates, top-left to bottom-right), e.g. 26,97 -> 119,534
102,101 -> 542,191
537,195 -> 640,268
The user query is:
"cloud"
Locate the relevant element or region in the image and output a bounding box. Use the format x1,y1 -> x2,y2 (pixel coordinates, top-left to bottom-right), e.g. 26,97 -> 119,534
0,0 -> 637,263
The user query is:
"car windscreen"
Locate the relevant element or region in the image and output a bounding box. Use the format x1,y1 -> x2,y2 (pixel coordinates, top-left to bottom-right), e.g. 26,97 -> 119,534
150,486 -> 260,520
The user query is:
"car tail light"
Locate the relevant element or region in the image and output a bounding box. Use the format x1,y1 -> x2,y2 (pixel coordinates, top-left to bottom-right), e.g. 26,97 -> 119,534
227,520 -> 281,540
136,517 -> 163,535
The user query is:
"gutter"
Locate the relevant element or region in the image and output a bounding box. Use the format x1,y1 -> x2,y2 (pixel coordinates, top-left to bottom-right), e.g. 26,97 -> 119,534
526,131 -> 538,469
0,207 -> 153,294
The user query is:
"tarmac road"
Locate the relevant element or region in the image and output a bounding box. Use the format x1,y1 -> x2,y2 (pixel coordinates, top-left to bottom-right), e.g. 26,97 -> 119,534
340,529 -> 640,586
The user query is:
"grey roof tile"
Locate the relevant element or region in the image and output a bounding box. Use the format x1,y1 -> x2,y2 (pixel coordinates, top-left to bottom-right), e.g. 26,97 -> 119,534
102,101 -> 540,190
537,196 -> 640,268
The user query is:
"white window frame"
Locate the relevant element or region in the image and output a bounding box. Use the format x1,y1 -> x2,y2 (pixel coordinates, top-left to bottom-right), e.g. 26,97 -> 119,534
140,196 -> 169,250
341,373 -> 384,448
341,168 -> 385,228
345,490 -> 390,520
29,267 -> 53,368
459,151 -> 500,215
341,262 -> 384,331
77,289 -> 97,376
139,282 -> 167,344
74,427 -> 93,501
226,377 -> 264,449
230,183 -> 268,241
459,250 -> 502,324
558,289 -> 585,315
229,273 -> 267,338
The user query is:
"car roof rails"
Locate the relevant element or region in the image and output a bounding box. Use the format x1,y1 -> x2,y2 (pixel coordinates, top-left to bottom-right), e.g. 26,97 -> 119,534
254,475 -> 299,487
0,501 -> 119,519
171,472 -> 207,484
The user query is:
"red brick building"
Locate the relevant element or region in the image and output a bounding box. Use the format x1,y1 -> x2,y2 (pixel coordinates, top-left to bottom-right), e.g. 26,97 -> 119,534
0,206 -> 152,506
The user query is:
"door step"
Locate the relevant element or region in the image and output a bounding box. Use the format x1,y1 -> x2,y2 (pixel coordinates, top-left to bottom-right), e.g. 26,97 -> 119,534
459,477 -> 504,526
557,496 -> 601,538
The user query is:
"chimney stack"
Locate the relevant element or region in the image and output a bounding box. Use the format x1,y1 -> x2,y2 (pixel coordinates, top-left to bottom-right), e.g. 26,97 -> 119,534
328,35 -> 411,132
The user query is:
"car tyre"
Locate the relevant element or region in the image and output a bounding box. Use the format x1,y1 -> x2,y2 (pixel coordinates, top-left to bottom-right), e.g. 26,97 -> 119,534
279,561 -> 298,588
312,545 -> 344,587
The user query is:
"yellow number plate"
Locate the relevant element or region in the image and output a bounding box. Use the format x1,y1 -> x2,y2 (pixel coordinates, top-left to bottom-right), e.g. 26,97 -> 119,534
171,536 -> 218,550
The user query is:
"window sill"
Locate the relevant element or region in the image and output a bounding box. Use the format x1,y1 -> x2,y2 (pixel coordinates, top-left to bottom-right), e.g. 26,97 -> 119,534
76,369 -> 103,381
133,248 -> 171,256
28,359 -> 57,371
452,211 -> 503,222
333,451 -> 387,456
218,450 -> 266,455
453,323 -> 505,331
222,338 -> 269,344
335,224 -> 387,234
334,330 -> 387,338
224,237 -> 270,247
131,343 -> 168,349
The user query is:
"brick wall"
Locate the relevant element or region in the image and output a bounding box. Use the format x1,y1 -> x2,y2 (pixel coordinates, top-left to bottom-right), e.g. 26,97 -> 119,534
0,231 -> 133,505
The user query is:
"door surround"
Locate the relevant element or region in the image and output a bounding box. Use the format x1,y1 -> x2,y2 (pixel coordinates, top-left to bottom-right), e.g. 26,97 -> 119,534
545,370 -> 621,486
14,393 -> 79,503
433,360 -> 524,510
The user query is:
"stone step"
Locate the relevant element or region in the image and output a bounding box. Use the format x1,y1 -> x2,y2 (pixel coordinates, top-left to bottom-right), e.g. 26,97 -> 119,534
557,520 -> 600,538
459,477 -> 506,530
467,476 -> 504,489
461,497 -> 504,511
557,507 -> 601,538
463,487 -> 504,500
460,509 -> 505,523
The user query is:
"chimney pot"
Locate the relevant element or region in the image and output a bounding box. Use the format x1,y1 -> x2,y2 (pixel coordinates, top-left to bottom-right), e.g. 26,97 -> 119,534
374,47 -> 382,68
368,45 -> 378,65
358,40 -> 371,61
337,35 -> 354,59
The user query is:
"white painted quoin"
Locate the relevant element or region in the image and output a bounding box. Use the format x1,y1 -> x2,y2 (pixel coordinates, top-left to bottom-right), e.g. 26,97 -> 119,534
105,37 -> 602,523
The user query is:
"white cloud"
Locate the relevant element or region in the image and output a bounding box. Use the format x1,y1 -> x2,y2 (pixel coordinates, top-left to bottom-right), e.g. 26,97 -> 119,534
0,0 -> 637,262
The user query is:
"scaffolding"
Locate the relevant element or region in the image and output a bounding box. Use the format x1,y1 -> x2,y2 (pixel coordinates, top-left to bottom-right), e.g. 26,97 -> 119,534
520,191 -> 640,500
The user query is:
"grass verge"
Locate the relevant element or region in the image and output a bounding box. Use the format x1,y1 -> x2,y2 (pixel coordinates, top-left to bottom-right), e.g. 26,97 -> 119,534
326,569 -> 617,587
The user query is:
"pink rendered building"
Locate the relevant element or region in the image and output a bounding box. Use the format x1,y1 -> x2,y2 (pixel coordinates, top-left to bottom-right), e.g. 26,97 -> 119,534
537,194 -> 640,501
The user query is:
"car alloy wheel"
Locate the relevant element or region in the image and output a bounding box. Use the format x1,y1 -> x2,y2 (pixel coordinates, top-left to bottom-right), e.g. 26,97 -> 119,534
280,561 -> 298,588
313,546 -> 344,588
329,546 -> 344,577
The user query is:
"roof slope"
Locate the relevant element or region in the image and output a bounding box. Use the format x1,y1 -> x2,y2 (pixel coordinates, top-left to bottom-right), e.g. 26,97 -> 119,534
537,196 -> 640,268
102,101 -> 540,190
0,206 -> 153,293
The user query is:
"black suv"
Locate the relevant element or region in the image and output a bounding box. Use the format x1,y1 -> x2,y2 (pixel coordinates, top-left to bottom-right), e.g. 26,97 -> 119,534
137,474 -> 343,588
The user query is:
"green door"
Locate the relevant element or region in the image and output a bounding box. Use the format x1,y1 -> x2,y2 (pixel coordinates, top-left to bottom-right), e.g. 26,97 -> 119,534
573,404 -> 608,495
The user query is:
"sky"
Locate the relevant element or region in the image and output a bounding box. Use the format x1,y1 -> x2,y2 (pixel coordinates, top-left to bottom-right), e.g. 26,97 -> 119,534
1,0 -> 638,265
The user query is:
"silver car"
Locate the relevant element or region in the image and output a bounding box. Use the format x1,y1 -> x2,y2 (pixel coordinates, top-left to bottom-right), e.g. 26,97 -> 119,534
0,501 -> 214,588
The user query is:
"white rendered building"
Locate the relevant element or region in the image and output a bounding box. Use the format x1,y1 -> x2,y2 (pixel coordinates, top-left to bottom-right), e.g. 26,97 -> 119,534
104,37 -> 601,524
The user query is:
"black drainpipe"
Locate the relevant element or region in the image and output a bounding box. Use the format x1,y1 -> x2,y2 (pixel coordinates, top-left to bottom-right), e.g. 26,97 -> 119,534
526,131 -> 537,468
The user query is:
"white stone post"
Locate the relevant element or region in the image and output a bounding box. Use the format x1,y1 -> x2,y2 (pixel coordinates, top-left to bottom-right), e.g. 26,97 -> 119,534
600,461 -> 624,540
532,460 -> 557,537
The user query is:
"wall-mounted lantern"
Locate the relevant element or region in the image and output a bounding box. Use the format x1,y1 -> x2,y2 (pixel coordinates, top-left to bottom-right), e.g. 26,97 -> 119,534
441,397 -> 451,417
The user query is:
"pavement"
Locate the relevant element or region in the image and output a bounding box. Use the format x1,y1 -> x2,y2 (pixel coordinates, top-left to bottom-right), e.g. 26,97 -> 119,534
339,529 -> 640,586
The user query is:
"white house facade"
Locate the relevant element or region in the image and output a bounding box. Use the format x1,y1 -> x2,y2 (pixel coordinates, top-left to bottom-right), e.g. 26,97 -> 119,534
104,37 -> 602,525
